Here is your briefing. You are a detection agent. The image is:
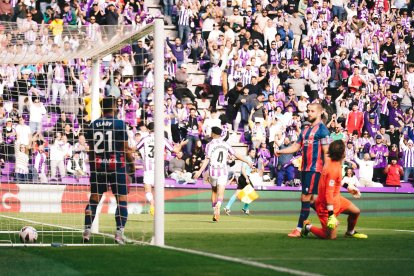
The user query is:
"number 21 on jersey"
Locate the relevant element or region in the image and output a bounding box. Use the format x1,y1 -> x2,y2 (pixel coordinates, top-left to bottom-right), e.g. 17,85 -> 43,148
94,130 -> 113,153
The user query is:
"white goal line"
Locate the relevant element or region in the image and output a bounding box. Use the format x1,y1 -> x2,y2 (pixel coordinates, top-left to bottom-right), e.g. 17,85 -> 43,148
0,214 -> 149,246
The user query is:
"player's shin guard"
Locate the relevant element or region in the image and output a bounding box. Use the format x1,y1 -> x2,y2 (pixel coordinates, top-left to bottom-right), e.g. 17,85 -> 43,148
84,199 -> 98,229
115,201 -> 128,230
297,201 -> 311,228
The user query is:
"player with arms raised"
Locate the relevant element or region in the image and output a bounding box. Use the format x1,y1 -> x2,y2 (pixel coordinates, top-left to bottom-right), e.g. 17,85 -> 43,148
83,97 -> 135,245
276,103 -> 331,238
193,127 -> 253,222
301,140 -> 367,239
136,122 -> 181,215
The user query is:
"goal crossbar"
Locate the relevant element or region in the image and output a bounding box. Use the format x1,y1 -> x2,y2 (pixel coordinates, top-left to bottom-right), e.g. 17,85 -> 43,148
0,22 -> 155,64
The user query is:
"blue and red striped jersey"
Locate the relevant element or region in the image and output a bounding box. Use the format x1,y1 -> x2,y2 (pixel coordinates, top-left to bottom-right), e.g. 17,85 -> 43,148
297,122 -> 331,173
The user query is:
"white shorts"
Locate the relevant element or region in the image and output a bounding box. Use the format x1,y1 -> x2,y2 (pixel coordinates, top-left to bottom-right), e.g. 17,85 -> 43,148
208,175 -> 228,187
143,170 -> 154,186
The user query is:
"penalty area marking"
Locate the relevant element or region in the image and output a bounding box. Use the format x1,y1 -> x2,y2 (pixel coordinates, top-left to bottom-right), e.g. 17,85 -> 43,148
163,245 -> 323,276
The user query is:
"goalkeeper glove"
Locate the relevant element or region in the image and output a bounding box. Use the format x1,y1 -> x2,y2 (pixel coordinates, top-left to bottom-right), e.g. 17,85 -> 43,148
327,213 -> 338,230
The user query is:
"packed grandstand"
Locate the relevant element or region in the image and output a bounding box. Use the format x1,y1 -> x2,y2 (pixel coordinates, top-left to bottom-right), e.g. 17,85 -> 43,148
0,0 -> 413,190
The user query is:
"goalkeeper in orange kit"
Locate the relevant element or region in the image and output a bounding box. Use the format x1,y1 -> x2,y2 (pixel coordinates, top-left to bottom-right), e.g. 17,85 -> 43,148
301,140 -> 368,239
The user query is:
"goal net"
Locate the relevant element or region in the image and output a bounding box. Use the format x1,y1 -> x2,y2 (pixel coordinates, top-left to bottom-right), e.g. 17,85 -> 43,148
0,21 -> 160,246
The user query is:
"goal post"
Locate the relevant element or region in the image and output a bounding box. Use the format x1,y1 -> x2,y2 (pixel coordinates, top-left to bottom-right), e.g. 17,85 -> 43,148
153,18 -> 165,247
0,19 -> 163,246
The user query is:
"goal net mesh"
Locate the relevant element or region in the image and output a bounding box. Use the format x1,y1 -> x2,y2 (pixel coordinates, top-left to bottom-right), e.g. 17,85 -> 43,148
0,21 -> 155,245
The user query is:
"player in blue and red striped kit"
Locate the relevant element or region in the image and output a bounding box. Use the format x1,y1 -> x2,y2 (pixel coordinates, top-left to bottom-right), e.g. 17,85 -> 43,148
83,97 -> 135,245
276,103 -> 331,238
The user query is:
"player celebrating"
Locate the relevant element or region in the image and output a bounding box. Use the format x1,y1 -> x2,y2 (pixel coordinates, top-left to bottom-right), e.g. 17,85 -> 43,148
83,97 -> 135,245
136,122 -> 181,216
301,140 -> 368,239
193,127 -> 253,222
276,103 -> 331,238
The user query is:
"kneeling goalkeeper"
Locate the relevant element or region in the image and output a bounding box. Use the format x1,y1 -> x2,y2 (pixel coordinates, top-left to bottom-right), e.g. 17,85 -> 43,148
301,140 -> 368,239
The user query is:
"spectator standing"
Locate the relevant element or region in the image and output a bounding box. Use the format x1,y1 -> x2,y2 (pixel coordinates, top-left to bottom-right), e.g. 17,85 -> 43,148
399,137 -> 414,183
49,134 -> 66,181
174,64 -> 195,102
346,102 -> 364,136
14,143 -> 30,183
33,144 -> 47,183
207,60 -> 225,110
28,96 -> 47,134
15,116 -> 31,147
177,1 -> 193,44
166,37 -> 187,68
370,134 -> 389,184
384,157 -> 403,187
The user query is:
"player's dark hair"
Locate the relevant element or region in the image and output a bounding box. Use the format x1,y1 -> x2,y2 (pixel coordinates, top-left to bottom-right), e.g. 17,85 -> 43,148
328,140 -> 345,161
147,122 -> 154,131
102,97 -> 116,113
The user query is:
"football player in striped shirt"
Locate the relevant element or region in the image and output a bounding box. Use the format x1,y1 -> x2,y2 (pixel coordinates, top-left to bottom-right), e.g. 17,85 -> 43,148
276,103 -> 331,238
83,97 -> 135,245
193,127 -> 253,222
136,122 -> 182,216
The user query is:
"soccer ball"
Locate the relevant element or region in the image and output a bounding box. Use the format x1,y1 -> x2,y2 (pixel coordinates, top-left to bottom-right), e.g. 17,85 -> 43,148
19,226 -> 38,243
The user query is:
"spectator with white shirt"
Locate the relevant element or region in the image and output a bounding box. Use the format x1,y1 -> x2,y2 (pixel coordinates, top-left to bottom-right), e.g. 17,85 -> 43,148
49,133 -> 67,181
400,137 -> 414,182
66,151 -> 88,179
28,95 -> 46,134
354,153 -> 383,187
15,116 -> 31,147
33,144 -> 48,183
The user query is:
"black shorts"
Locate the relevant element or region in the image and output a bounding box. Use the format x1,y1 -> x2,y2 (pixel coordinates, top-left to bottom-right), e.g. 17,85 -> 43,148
90,170 -> 129,196
237,174 -> 252,190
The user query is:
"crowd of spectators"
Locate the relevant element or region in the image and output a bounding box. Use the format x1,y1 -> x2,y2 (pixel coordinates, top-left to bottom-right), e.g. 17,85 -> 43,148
1,0 -> 414,188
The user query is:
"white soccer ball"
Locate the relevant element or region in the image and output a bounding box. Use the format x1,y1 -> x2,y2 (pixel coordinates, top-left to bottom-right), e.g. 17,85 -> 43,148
19,226 -> 38,243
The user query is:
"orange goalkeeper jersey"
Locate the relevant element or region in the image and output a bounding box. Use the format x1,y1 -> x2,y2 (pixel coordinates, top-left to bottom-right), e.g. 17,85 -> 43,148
316,160 -> 343,212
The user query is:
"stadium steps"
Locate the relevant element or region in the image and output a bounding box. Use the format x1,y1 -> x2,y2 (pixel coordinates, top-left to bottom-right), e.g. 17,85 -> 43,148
146,0 -> 178,39
144,1 -> 271,184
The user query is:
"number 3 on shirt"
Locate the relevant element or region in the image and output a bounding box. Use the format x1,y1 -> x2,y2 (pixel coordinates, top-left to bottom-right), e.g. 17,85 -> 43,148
94,131 -> 113,153
148,145 -> 154,158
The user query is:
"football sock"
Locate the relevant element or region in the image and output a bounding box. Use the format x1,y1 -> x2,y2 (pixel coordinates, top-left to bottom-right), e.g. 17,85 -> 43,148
297,201 -> 311,229
226,194 -> 237,209
243,203 -> 249,210
84,198 -> 98,229
309,226 -> 327,239
216,198 -> 223,207
145,192 -> 153,203
347,213 -> 360,234
116,201 -> 128,230
310,202 -> 315,211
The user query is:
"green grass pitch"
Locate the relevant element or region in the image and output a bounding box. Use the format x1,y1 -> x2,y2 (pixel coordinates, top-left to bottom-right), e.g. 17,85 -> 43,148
1,212 -> 413,275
